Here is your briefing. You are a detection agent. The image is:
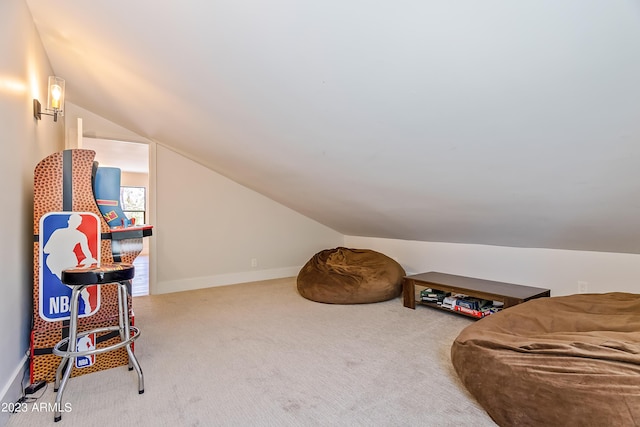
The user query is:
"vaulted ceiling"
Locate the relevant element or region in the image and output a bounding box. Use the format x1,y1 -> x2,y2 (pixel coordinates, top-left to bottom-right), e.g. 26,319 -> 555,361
26,1 -> 640,253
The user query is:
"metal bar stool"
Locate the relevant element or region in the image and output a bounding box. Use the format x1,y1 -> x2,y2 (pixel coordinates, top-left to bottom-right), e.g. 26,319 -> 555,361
52,263 -> 144,422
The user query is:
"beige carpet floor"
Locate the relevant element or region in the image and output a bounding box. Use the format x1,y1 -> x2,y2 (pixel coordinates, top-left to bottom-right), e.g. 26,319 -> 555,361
6,277 -> 496,426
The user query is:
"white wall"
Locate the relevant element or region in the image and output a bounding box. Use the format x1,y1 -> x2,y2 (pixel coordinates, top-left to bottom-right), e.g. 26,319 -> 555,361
155,145 -> 343,293
345,236 -> 640,297
65,107 -> 343,295
0,0 -> 64,421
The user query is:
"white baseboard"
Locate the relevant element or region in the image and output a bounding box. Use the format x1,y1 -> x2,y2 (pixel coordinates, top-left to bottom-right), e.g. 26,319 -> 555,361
0,355 -> 28,427
154,266 -> 302,294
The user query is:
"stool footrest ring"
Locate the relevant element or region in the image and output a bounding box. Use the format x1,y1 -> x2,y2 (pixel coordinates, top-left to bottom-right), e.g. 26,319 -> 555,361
52,326 -> 140,358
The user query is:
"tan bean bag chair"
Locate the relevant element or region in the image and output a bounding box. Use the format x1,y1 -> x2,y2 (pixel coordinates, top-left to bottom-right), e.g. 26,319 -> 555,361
297,247 -> 405,304
451,293 -> 640,427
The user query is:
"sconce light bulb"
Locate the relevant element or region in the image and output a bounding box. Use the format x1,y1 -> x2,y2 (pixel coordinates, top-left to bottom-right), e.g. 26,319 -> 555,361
50,84 -> 62,109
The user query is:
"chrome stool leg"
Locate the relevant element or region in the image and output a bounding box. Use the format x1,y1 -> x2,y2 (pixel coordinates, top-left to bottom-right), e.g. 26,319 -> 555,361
119,281 -> 144,393
116,282 -> 132,371
54,286 -> 82,422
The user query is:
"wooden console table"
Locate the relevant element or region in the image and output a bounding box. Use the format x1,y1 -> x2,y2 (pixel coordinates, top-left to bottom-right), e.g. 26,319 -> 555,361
403,272 -> 550,316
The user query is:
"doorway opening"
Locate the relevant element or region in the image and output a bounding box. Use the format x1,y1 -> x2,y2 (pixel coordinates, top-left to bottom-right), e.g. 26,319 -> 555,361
83,137 -> 151,296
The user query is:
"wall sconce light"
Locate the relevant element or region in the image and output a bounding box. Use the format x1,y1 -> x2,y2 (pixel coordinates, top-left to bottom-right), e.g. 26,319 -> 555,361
33,76 -> 65,122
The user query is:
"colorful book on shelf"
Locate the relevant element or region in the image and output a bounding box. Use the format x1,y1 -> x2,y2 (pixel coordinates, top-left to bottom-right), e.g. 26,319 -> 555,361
456,297 -> 493,311
454,306 -> 485,318
439,294 -> 467,309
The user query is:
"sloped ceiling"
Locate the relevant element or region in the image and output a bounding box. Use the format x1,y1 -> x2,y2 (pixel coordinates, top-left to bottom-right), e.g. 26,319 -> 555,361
26,1 -> 640,253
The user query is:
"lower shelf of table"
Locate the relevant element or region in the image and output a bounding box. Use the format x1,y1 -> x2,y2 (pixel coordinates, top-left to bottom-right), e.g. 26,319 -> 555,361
413,300 -> 495,319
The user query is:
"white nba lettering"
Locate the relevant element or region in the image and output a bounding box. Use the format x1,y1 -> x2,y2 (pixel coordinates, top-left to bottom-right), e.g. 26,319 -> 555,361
49,297 -> 59,314
49,296 -> 70,314
60,296 -> 69,313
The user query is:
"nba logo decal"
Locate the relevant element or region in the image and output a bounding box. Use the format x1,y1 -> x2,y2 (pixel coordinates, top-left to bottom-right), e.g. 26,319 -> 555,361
75,333 -> 97,368
39,212 -> 101,321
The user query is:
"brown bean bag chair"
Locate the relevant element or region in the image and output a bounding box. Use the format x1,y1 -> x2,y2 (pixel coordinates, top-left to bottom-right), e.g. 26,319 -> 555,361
451,293 -> 640,427
297,247 -> 405,304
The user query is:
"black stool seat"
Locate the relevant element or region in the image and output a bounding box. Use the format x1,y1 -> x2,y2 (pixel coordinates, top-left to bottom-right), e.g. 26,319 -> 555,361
61,263 -> 135,285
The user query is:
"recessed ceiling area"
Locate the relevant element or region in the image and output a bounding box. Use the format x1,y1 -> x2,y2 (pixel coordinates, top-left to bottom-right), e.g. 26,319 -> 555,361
25,1 -> 640,254
83,138 -> 148,174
